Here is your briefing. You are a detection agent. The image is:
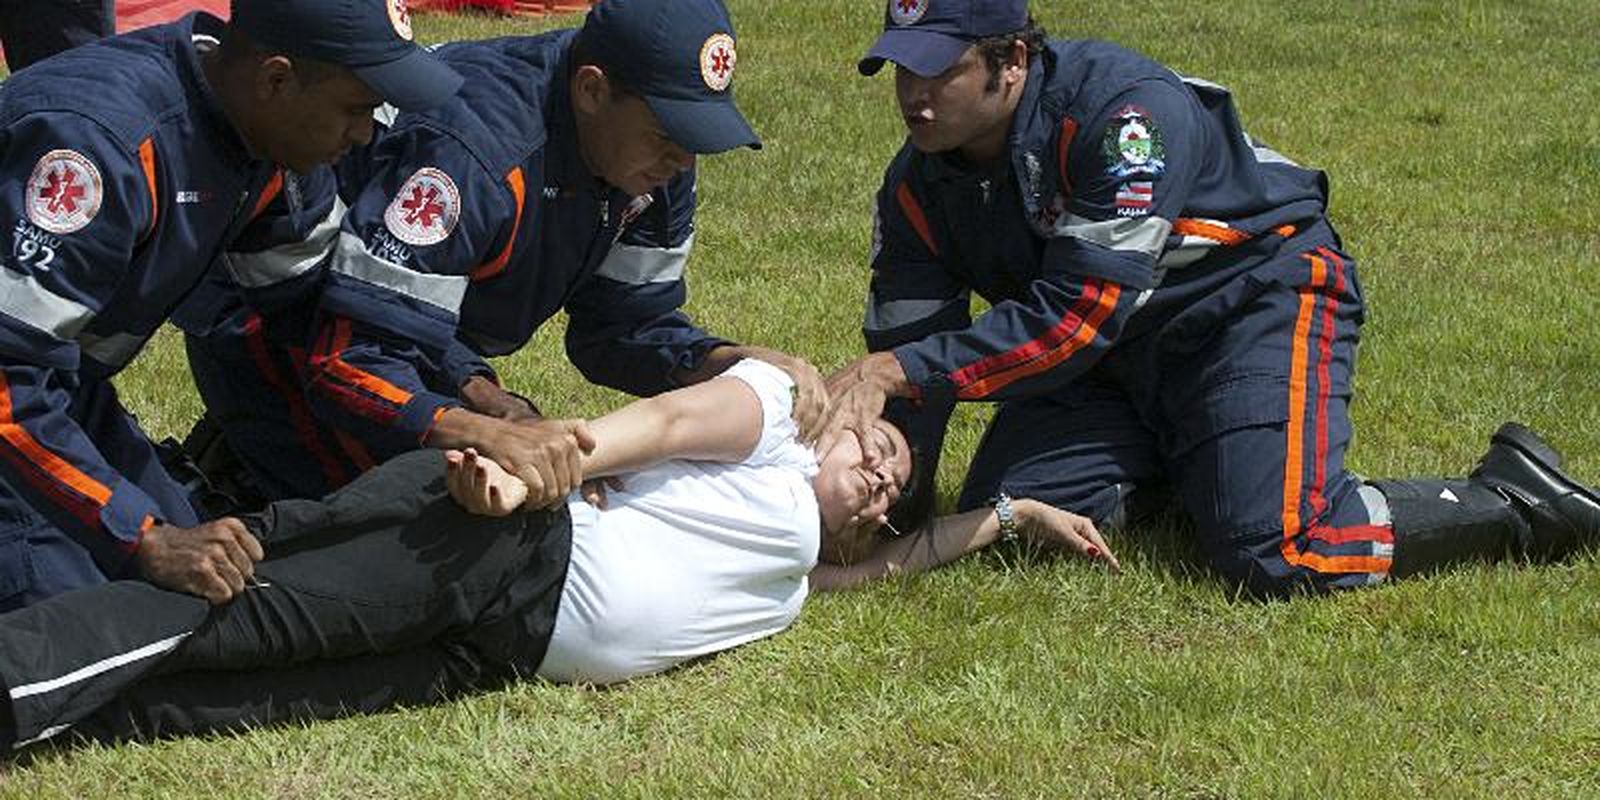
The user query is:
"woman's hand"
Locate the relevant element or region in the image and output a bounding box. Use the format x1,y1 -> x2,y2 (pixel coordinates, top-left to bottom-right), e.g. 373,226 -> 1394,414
445,448 -> 530,516
1014,499 -> 1121,572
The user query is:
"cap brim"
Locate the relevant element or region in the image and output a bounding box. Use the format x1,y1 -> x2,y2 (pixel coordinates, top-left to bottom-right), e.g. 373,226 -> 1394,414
351,48 -> 464,113
645,95 -> 762,155
857,28 -> 971,78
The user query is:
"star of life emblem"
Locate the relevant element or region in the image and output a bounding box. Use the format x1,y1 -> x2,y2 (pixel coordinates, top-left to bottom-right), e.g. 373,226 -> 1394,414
26,149 -> 103,235
699,33 -> 737,92
889,0 -> 928,25
388,0 -> 413,41
384,167 -> 460,247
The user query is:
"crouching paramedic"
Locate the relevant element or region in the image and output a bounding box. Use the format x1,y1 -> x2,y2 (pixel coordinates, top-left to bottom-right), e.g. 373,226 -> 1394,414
0,0 -> 461,610
181,0 -> 829,510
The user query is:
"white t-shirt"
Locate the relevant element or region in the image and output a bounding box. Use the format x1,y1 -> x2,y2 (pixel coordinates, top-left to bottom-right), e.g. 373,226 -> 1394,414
536,359 -> 820,684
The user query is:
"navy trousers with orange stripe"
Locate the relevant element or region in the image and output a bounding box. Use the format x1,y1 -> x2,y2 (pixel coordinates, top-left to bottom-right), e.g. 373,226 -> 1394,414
0,380 -> 202,612
958,221 -> 1394,596
185,308 -> 378,504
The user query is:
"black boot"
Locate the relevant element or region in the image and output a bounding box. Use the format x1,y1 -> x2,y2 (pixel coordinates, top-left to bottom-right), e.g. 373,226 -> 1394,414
1373,478 -> 1527,578
1468,422 -> 1600,560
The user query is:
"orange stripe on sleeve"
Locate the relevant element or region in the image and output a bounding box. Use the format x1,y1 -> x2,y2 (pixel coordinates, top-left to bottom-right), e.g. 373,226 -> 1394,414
472,166 -> 525,282
895,181 -> 939,257
955,282 -> 1121,400
1173,218 -> 1251,246
0,372 -> 113,511
319,318 -> 415,407
949,280 -> 1104,388
137,137 -> 159,239
250,170 -> 285,221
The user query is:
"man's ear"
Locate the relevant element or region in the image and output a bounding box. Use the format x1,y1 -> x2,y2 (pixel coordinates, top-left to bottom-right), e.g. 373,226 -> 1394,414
1004,39 -> 1029,86
254,54 -> 298,103
570,64 -> 610,115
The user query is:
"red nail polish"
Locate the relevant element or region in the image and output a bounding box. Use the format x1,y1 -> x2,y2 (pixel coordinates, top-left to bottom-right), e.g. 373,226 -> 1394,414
1086,546 -> 1101,558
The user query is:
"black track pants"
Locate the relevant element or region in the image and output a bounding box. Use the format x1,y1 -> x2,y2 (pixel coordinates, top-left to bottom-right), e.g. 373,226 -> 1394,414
0,450 -> 570,747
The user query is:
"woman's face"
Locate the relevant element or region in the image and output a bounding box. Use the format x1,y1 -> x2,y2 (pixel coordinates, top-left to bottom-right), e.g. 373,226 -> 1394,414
812,419 -> 912,535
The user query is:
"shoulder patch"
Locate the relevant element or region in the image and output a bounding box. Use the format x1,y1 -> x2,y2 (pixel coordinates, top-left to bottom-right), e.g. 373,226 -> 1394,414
384,167 -> 460,247
26,149 -> 103,234
1102,105 -> 1166,179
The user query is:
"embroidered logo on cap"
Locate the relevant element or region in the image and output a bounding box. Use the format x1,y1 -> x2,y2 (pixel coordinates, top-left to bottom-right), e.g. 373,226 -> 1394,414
384,167 -> 459,246
889,0 -> 929,26
26,149 -> 103,234
388,0 -> 413,41
700,33 -> 737,92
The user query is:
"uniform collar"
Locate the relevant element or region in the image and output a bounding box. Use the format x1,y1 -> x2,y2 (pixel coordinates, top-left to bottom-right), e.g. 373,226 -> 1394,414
1007,47 -> 1056,217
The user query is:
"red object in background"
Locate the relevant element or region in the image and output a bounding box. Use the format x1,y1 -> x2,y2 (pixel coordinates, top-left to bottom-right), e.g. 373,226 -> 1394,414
115,0 -> 231,33
111,0 -> 596,31
410,0 -> 515,11
410,0 -> 595,15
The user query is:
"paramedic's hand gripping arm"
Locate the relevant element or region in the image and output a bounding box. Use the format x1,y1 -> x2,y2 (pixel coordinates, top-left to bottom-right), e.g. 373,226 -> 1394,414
427,411 -> 594,509
809,499 -> 1120,591
445,373 -> 768,516
677,344 -> 829,444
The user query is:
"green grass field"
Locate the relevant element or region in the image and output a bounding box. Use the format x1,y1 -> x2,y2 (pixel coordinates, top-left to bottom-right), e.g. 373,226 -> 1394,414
5,1 -> 1600,796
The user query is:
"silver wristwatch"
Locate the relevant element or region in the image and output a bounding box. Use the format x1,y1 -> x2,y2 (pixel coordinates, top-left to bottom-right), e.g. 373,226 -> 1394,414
993,491 -> 1019,543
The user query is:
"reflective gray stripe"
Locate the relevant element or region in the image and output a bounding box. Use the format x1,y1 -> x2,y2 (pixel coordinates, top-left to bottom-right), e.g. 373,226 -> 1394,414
77,330 -> 148,369
10,632 -> 191,700
868,204 -> 883,264
224,196 -> 346,288
14,723 -> 73,750
1358,483 -> 1392,526
373,103 -> 399,127
864,294 -> 966,332
1056,214 -> 1170,256
329,231 -> 468,313
1157,235 -> 1221,269
1180,74 -> 1227,92
0,267 -> 93,340
1251,141 -> 1298,167
595,233 -> 694,285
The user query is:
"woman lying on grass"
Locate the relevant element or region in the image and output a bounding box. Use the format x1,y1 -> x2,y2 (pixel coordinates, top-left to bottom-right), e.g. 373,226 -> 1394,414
0,360 -> 1114,750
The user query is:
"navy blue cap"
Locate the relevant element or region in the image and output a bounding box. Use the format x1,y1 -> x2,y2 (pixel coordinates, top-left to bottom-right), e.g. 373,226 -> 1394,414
230,0 -> 462,111
581,0 -> 760,154
858,0 -> 1029,78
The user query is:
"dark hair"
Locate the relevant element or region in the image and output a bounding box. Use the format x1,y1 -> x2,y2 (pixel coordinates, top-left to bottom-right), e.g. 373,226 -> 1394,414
217,26 -> 340,88
568,30 -> 641,99
975,16 -> 1047,92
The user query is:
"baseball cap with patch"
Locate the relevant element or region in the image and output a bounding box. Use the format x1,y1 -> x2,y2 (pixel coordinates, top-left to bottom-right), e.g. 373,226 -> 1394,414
580,0 -> 760,154
858,0 -> 1029,78
230,0 -> 462,111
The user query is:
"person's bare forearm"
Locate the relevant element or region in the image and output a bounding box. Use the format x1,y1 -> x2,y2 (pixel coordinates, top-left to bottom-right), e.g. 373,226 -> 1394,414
811,507 -> 999,591
579,376 -> 763,478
